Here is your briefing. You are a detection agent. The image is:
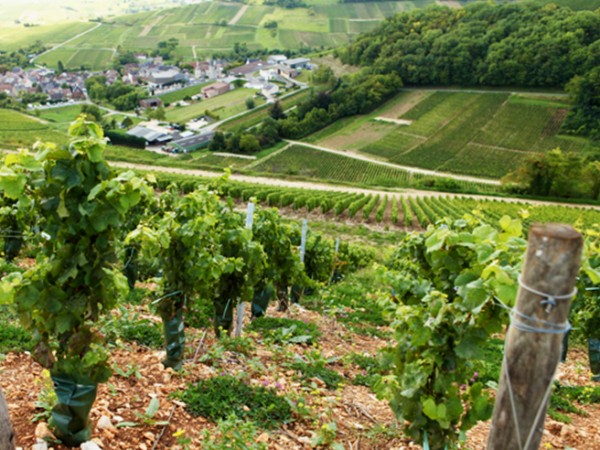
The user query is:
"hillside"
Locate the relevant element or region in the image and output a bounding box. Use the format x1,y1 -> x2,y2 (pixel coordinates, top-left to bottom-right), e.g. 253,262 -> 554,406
299,89 -> 600,179
0,0 -> 447,70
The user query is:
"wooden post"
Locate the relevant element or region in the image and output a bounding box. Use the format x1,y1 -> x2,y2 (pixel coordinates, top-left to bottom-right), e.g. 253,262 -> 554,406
0,387 -> 15,450
486,224 -> 583,450
235,202 -> 255,338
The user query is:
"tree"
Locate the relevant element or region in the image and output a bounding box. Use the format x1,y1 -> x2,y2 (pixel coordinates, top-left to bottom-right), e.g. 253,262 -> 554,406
245,97 -> 255,110
209,132 -> 226,151
121,116 -> 134,128
269,100 -> 286,120
239,134 -> 261,153
57,60 -> 65,73
562,67 -> 600,139
80,104 -> 104,124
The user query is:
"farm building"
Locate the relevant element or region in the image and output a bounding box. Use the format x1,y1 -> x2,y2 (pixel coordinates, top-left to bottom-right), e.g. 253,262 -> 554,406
168,130 -> 215,153
201,82 -> 231,98
139,97 -> 163,108
228,61 -> 268,77
127,125 -> 172,145
267,55 -> 287,65
147,67 -> 186,87
283,58 -> 310,70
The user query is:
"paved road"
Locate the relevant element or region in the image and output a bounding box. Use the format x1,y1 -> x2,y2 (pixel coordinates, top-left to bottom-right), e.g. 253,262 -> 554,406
285,140 -> 501,186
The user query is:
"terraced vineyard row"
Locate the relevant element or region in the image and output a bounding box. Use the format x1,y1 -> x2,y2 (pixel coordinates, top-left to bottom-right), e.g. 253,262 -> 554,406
155,172 -> 600,230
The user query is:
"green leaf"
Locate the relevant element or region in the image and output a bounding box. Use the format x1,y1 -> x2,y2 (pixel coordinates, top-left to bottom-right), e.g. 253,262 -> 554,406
116,421 -> 139,428
145,397 -> 160,419
0,167 -> 27,199
86,143 -> 104,163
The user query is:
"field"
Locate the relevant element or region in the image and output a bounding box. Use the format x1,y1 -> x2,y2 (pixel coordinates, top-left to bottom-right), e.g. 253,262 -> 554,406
165,88 -> 263,123
0,22 -> 95,51
7,0 -> 431,68
157,82 -> 213,104
219,88 -> 312,133
0,109 -> 67,148
0,0 -> 204,26
305,90 -> 600,179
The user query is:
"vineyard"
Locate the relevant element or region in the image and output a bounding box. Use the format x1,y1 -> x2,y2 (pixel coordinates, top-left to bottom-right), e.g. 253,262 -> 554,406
305,91 -> 600,179
0,119 -> 599,450
152,171 -> 600,231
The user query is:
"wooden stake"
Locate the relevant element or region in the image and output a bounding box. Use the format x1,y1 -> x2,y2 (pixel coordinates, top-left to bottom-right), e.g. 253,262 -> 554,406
486,224 -> 583,450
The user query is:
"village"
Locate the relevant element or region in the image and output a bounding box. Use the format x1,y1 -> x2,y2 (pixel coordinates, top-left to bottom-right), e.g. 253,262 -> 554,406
0,53 -> 312,153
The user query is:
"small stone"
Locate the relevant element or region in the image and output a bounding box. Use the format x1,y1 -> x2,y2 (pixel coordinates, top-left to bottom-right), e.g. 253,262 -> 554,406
80,442 -> 102,450
113,415 -> 125,423
35,422 -> 54,440
242,405 -> 250,412
32,440 -> 48,450
97,415 -> 114,430
143,432 -> 155,441
298,436 -> 312,445
139,444 -> 148,450
256,432 -> 269,443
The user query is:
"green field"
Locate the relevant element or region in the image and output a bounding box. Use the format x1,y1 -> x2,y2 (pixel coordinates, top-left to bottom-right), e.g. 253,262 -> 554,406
219,88 -> 312,133
165,88 -> 263,123
0,109 -> 68,149
305,90 -> 600,179
8,0 -> 422,69
158,82 -> 213,104
0,0 -> 199,26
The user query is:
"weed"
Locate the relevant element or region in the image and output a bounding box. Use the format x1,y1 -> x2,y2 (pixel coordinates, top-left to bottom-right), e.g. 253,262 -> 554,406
289,350 -> 344,389
33,369 -> 57,422
346,352 -> 386,388
112,363 -> 142,380
179,375 -> 293,429
101,307 -> 163,348
200,415 -> 267,450
248,317 -> 321,345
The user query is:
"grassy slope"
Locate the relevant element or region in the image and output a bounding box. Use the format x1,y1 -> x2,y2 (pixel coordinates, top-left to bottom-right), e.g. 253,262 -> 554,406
165,88 -> 263,123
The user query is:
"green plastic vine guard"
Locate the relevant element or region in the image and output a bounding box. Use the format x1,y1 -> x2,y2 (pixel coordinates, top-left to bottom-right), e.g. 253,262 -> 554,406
51,373 -> 98,447
251,284 -> 274,318
423,432 -> 447,450
161,306 -> 186,370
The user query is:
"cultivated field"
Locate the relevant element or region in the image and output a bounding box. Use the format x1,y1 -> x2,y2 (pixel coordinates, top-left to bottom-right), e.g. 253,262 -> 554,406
305,90 -> 600,179
0,109 -> 67,148
18,0 -> 442,69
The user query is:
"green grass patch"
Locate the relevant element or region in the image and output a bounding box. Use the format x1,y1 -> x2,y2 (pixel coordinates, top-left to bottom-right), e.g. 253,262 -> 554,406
179,375 -> 293,428
0,323 -> 32,353
166,88 -> 260,123
290,356 -> 343,389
